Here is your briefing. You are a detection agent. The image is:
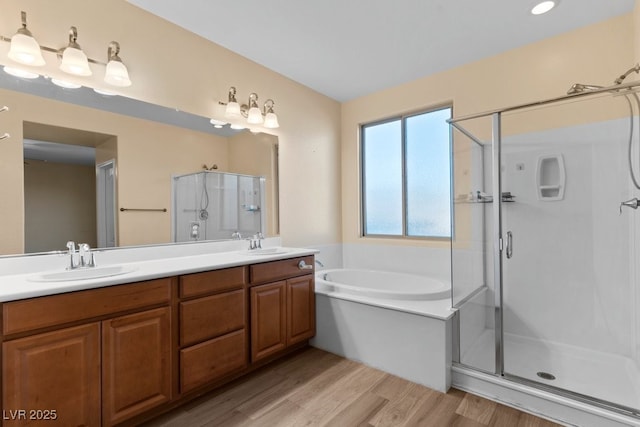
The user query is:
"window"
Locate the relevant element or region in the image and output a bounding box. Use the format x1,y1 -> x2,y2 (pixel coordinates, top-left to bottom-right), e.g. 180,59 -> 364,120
361,106 -> 452,238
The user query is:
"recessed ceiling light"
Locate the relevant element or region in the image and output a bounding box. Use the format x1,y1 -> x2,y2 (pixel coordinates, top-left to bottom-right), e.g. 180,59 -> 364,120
531,1 -> 556,15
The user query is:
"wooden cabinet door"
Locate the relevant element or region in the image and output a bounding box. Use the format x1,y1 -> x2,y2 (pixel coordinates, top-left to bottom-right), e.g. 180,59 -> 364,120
250,281 -> 287,362
102,307 -> 171,426
3,323 -> 101,427
287,275 -> 316,345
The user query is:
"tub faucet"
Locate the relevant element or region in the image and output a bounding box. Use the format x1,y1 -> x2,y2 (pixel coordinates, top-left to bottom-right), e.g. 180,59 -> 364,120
315,259 -> 325,268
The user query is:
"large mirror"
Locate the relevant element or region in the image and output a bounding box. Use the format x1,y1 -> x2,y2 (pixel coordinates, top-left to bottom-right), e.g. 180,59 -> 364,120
0,72 -> 279,256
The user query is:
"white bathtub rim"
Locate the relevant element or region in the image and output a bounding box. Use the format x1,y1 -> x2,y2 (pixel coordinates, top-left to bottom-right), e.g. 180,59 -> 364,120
316,268 -> 451,301
315,282 -> 456,320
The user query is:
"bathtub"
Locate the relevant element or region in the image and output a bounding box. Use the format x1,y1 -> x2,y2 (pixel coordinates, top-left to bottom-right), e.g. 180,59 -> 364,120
316,268 -> 450,301
312,268 -> 454,392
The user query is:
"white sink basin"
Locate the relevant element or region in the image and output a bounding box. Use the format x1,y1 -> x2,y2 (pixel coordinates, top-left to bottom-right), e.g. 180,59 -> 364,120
28,265 -> 136,282
241,247 -> 289,256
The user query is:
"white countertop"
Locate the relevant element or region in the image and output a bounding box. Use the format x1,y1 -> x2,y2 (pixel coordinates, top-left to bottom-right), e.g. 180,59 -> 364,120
0,247 -> 318,302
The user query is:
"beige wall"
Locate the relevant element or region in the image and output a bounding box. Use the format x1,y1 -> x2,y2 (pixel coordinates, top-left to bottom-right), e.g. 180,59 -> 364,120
0,0 -> 343,250
341,14 -> 636,246
24,160 -> 96,253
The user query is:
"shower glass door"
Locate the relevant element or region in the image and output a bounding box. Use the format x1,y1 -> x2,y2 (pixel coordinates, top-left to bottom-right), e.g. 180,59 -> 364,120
499,94 -> 640,414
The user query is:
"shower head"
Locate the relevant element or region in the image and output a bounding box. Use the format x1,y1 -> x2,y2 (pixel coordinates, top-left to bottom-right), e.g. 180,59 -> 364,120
566,83 -> 604,95
614,63 -> 640,85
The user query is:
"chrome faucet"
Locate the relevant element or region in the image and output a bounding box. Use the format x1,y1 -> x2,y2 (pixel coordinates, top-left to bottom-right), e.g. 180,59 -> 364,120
78,243 -> 96,267
66,241 -> 78,270
246,233 -> 264,250
65,241 -> 96,269
232,231 -> 243,240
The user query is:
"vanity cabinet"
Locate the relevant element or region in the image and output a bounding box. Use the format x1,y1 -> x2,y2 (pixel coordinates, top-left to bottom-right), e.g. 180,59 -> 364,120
249,256 -> 316,362
178,266 -> 248,394
0,253 -> 315,426
1,278 -> 172,427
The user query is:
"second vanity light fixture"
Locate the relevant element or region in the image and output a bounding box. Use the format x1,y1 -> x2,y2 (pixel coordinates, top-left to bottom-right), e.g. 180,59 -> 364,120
2,11 -> 132,88
211,87 -> 280,129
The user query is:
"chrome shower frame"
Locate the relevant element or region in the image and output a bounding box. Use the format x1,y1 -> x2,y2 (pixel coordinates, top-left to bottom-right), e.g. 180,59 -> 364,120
448,79 -> 640,420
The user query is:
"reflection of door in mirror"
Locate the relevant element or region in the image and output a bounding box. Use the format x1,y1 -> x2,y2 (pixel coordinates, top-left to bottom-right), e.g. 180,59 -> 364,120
22,123 -> 117,253
97,160 -> 117,248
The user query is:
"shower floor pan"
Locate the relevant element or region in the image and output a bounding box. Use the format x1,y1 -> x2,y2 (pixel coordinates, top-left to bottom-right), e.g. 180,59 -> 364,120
461,330 -> 640,412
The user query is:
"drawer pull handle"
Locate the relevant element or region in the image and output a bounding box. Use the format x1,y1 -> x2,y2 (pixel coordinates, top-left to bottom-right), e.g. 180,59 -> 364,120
298,260 -> 313,270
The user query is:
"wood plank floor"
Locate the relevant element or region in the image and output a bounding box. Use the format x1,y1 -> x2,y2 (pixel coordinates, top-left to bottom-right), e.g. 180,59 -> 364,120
144,347 -> 562,427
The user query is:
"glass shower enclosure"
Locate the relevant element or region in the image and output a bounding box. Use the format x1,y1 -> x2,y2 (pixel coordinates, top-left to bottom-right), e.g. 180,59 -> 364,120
450,85 -> 640,417
172,171 -> 265,242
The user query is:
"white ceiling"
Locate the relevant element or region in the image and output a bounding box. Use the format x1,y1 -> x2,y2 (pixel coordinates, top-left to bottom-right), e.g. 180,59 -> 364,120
128,0 -> 635,102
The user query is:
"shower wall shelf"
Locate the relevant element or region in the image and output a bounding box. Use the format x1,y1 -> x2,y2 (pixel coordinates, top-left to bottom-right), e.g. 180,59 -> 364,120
455,192 -> 516,204
536,154 -> 565,201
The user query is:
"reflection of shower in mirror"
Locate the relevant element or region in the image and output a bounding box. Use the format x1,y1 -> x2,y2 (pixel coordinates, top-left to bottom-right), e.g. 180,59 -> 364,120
172,171 -> 265,243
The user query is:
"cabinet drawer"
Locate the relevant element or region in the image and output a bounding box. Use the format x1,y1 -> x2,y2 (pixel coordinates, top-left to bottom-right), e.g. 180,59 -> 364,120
3,278 -> 172,336
180,329 -> 247,393
179,289 -> 245,346
250,256 -> 314,284
180,267 -> 247,298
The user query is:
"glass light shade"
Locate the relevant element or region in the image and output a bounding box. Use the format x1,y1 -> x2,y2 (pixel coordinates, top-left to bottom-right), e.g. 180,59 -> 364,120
247,106 -> 263,124
3,66 -> 39,79
60,47 -> 92,76
104,60 -> 131,87
51,78 -> 81,89
531,1 -> 555,15
263,112 -> 280,129
225,101 -> 241,118
8,33 -> 45,66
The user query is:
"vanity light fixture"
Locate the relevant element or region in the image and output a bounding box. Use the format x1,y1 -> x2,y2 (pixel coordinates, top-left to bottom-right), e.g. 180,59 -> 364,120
104,41 -> 131,87
7,12 -> 45,67
1,11 -> 133,88
59,26 -> 92,76
531,1 -> 556,15
217,86 -> 280,129
263,99 -> 280,129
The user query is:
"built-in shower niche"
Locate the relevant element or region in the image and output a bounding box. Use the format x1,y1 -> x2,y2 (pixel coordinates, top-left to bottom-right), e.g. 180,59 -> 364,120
172,171 -> 265,242
536,154 -> 565,201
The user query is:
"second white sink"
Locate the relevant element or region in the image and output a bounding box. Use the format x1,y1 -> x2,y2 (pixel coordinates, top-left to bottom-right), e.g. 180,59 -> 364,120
28,265 -> 136,282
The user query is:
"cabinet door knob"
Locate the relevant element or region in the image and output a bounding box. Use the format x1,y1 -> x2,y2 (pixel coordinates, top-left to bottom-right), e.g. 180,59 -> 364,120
298,260 -> 313,270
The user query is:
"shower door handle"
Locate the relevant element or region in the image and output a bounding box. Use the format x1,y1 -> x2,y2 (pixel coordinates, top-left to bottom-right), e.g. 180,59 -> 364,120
506,231 -> 513,259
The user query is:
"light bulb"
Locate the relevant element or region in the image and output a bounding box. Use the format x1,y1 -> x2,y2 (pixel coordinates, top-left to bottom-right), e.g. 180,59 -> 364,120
104,60 -> 131,87
8,33 -> 45,66
60,47 -> 92,76
247,106 -> 263,124
263,112 -> 280,129
225,101 -> 241,118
